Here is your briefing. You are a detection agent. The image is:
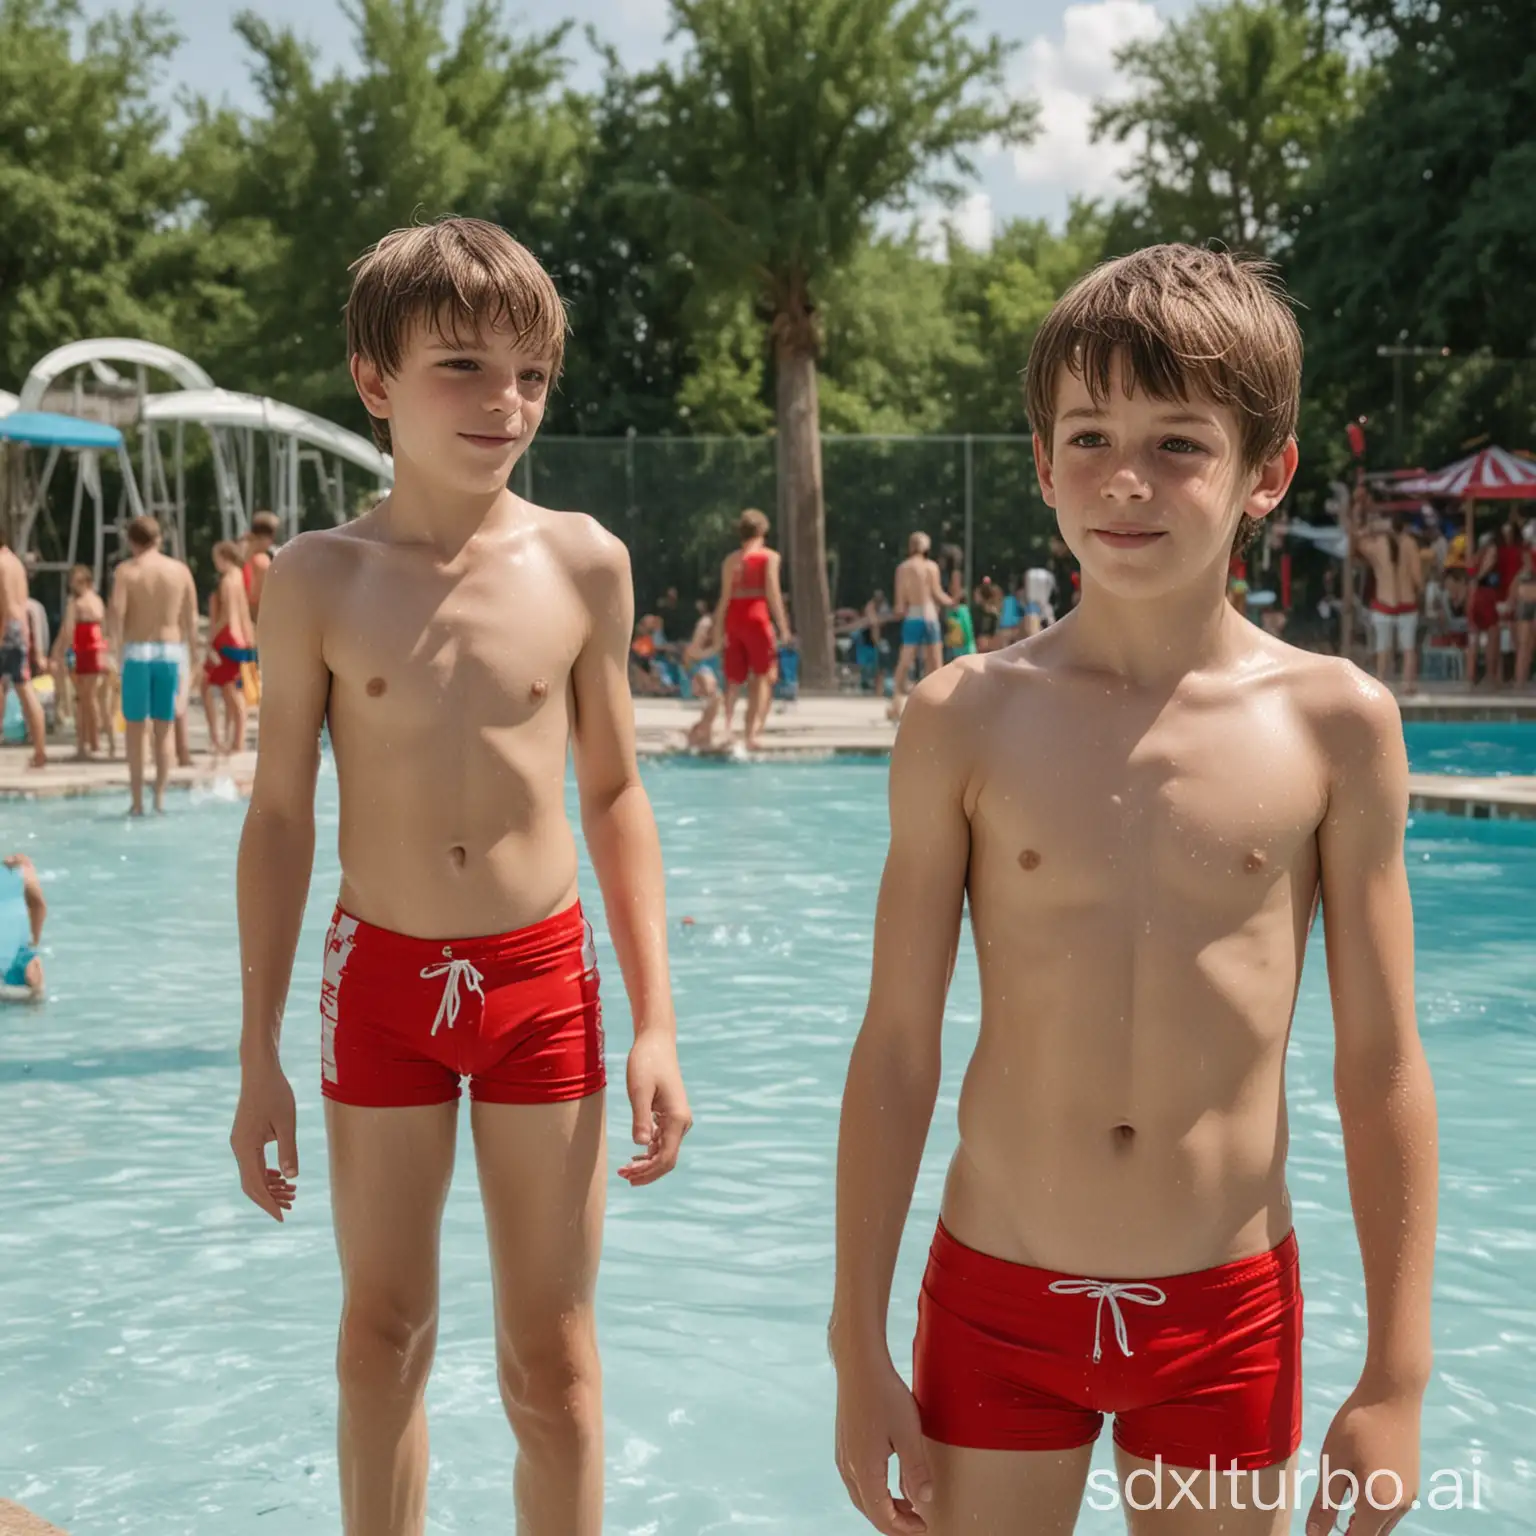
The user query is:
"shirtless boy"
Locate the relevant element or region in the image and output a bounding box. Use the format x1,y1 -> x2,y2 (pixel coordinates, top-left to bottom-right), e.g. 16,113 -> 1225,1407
243,509 -> 280,621
831,245 -> 1438,1536
0,529 -> 48,768
229,217 -> 691,1536
108,517 -> 199,815
201,541 -> 257,755
1357,515 -> 1424,691
888,532 -> 953,721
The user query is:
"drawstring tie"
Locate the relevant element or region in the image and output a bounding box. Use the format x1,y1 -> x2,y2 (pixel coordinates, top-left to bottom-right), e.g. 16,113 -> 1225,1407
420,956 -> 485,1036
1047,1277 -> 1167,1361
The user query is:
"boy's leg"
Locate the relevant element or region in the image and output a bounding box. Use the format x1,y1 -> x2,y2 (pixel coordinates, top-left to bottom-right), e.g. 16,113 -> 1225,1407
327,1100 -> 458,1536
150,720 -> 173,811
923,1441 -> 1093,1535
228,681 -> 248,752
1115,1449 -> 1295,1536
124,719 -> 147,814
471,1094 -> 606,1536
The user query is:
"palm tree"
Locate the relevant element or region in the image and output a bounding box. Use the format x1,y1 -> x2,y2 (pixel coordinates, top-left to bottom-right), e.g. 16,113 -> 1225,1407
642,0 -> 1034,687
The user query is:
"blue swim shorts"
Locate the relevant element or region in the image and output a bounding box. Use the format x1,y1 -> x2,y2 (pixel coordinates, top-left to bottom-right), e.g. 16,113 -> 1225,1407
121,642 -> 185,723
901,616 -> 942,648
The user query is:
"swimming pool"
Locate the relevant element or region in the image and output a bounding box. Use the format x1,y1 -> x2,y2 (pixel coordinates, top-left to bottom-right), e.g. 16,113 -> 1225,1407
1405,721 -> 1536,778
1,764 -> 1533,1533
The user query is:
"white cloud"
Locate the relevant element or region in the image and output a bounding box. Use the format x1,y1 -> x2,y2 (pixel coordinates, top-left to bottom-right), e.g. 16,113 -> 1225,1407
1010,0 -> 1164,204
915,192 -> 995,257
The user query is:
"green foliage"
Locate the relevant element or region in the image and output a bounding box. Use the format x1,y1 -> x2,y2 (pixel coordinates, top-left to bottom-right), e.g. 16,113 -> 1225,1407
180,0 -> 585,433
640,0 -> 1036,335
1288,0 -> 1536,468
1093,0 -> 1354,255
0,0 -> 190,384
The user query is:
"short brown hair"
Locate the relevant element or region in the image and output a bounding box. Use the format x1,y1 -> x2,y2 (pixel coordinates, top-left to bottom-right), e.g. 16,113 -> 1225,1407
213,540 -> 243,567
249,511 -> 280,539
738,508 -> 770,541
346,217 -> 569,452
69,563 -> 94,590
126,515 -> 160,551
1025,245 -> 1302,549
907,531 -> 931,555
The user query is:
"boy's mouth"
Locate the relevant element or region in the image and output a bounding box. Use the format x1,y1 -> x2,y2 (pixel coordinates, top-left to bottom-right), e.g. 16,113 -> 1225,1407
1091,527 -> 1166,549
459,432 -> 519,449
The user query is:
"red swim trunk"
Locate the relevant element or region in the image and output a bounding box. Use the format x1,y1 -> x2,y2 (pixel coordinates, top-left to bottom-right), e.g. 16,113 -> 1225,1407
724,602 -> 777,685
204,626 -> 241,687
1468,587 -> 1502,632
914,1219 -> 1302,1472
319,901 -> 606,1107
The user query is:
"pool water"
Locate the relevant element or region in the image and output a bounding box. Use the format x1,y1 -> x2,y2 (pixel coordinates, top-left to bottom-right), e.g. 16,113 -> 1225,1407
1404,721 -> 1536,778
1,762 -> 1534,1534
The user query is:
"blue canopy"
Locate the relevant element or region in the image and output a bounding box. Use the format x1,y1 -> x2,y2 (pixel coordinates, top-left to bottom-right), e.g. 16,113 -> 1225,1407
0,410 -> 123,450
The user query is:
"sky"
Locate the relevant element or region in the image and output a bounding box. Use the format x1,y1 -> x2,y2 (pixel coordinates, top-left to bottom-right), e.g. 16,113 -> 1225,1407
80,0 -> 1201,237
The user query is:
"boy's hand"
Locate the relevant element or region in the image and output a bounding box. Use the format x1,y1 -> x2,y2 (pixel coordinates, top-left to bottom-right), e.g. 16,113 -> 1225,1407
1305,1384 -> 1422,1536
230,1061 -> 299,1221
620,1031 -> 691,1186
834,1349 -> 934,1534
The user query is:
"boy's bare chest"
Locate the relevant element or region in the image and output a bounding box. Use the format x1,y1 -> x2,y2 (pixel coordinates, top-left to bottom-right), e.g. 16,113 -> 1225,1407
973,687 -> 1327,903
326,555 -> 584,731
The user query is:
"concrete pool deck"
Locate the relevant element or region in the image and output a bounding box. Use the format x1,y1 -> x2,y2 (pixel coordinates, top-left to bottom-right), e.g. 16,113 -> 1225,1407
3,686 -> 1536,819
0,1501 -> 69,1535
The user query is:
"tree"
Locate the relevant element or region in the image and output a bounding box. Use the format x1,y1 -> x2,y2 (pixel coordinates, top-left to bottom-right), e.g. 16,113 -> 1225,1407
1092,0 -> 1354,256
0,0 -> 190,385
1287,0 -> 1536,470
180,0 -> 585,434
635,0 -> 1035,687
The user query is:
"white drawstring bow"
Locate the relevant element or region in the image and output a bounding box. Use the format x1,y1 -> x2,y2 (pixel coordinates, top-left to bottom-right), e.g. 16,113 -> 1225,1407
420,958 -> 485,1036
1046,1277 -> 1167,1361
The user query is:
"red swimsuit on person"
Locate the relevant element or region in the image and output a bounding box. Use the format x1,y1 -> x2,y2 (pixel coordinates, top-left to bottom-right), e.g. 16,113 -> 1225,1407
724,548 -> 777,685
319,901 -> 605,1107
913,1219 -> 1303,1472
72,621 -> 106,676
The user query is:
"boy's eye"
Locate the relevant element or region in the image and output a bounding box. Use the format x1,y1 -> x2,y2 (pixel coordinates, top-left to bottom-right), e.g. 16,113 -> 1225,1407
1161,437 -> 1205,455
520,369 -> 547,385
1067,431 -> 1107,448
439,358 -> 479,371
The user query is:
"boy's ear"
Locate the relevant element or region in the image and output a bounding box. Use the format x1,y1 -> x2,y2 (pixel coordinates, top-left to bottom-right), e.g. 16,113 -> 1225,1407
350,354 -> 391,424
1033,432 -> 1058,508
1243,438 -> 1299,523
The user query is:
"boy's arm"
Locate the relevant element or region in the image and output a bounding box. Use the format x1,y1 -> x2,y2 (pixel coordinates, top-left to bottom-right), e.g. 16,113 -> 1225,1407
570,523 -> 690,1182
181,568 -> 200,670
711,554 -> 735,648
106,569 -> 127,658
236,543 -> 330,1068
767,551 -> 791,639
1310,672 -> 1438,1528
830,669 -> 971,1363
50,598 -> 75,670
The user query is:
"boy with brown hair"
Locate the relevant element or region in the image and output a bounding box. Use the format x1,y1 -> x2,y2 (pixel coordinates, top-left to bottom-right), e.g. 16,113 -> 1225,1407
201,541 -> 256,755
242,509 -> 281,620
830,245 -> 1438,1536
229,217 -> 691,1536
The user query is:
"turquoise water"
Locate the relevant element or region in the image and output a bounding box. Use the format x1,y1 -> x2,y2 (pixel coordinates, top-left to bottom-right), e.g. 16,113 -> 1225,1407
1404,721 -> 1536,778
1,761 -> 1534,1534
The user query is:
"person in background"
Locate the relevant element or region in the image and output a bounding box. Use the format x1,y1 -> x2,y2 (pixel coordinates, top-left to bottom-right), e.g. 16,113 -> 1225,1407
0,527 -> 48,769
108,515 -> 200,815
680,604 -> 722,749
1466,531 -> 1505,689
888,532 -> 953,722
202,541 -> 258,756
50,566 -> 109,759
242,510 -> 281,623
714,508 -> 790,750
1020,564 -> 1058,636
1510,526 -> 1536,689
972,578 -> 1003,652
942,567 -> 976,661
0,853 -> 46,1003
1046,532 -> 1079,615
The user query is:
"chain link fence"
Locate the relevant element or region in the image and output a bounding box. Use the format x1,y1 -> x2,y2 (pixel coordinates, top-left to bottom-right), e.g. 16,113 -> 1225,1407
519,434 -> 1056,611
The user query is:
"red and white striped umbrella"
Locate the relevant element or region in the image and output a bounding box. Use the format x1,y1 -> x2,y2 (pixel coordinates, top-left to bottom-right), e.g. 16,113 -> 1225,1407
1397,446 -> 1536,500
